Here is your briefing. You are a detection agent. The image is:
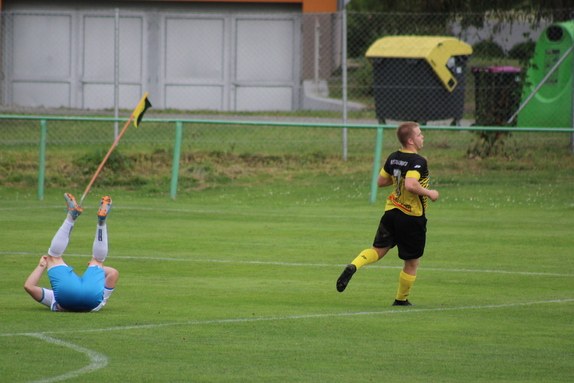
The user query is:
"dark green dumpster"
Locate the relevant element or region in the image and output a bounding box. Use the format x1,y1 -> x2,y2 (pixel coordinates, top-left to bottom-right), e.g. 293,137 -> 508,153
366,36 -> 472,125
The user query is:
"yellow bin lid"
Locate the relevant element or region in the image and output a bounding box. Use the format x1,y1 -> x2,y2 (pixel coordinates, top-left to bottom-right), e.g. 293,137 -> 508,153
365,36 -> 473,92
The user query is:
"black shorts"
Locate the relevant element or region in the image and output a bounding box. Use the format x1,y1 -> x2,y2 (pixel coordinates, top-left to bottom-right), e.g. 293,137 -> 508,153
372,208 -> 427,260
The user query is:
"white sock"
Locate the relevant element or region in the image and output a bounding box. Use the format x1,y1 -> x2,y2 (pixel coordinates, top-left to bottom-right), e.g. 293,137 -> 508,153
92,223 -> 108,262
103,287 -> 114,303
48,217 -> 75,257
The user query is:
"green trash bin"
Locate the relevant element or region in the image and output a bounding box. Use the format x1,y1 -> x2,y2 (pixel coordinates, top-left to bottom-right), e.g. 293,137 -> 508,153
366,36 -> 472,125
517,21 -> 574,128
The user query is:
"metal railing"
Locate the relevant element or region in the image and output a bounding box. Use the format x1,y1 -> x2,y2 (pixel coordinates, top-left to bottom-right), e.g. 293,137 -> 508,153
2,114 -> 571,203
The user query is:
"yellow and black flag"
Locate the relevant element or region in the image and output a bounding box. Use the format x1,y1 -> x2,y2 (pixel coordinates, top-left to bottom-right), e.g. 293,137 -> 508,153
133,93 -> 152,128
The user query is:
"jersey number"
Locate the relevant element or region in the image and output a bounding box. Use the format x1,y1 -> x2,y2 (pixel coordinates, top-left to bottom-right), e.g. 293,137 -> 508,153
393,169 -> 403,196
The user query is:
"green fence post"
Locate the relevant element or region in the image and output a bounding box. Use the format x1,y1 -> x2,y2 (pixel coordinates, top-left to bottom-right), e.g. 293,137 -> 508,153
369,127 -> 385,204
38,119 -> 47,200
170,121 -> 183,200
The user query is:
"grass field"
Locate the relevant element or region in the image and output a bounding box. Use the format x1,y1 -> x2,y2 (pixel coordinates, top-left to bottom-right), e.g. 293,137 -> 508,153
1,156 -> 573,383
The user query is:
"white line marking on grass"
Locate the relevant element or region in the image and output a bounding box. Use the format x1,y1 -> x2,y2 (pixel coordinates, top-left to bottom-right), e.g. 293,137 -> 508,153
120,205 -> 378,219
3,205 -> 555,223
3,299 -> 573,339
26,333 -> 108,383
117,206 -> 574,223
0,205 -> 377,220
0,206 -> 60,211
415,267 -> 574,277
114,206 -> 574,224
3,251 -> 573,277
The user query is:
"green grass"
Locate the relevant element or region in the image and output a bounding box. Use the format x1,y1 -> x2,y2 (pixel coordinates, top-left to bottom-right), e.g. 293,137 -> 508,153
1,159 -> 573,382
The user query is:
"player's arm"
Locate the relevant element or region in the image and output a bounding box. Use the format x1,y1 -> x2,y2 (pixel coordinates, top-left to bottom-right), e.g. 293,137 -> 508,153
405,176 -> 439,202
24,256 -> 48,301
405,172 -> 439,202
377,169 -> 393,188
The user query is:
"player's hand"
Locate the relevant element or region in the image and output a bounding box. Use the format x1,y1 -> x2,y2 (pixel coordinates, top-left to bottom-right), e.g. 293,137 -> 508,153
39,255 -> 48,268
427,190 -> 439,202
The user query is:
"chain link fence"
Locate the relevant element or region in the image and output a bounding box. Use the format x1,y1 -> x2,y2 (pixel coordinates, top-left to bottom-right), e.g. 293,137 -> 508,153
1,7 -> 573,158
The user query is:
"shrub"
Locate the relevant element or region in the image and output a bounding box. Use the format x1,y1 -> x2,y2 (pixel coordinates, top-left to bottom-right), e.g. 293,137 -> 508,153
472,39 -> 506,58
508,41 -> 536,61
73,149 -> 131,175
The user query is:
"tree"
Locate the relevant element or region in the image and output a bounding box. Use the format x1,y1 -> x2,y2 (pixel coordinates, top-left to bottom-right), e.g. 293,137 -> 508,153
346,0 -> 574,25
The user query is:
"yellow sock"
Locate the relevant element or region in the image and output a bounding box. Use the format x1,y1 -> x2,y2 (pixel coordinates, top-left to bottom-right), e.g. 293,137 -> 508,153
351,249 -> 379,269
396,270 -> 416,301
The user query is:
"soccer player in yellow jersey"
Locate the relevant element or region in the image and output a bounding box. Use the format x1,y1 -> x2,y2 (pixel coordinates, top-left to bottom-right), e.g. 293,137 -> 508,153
336,121 -> 439,306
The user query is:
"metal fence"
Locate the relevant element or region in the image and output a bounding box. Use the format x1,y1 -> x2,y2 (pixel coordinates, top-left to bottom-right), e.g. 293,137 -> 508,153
2,114 -> 573,202
1,7 -> 574,154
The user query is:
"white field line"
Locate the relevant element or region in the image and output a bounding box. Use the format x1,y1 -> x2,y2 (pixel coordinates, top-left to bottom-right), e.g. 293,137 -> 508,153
26,333 -> 108,383
0,205 -> 559,223
7,299 -> 573,382
0,205 -> 376,220
3,299 -> 574,339
3,251 -> 573,277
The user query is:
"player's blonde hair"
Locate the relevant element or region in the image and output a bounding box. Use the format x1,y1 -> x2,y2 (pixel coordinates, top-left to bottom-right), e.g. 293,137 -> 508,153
396,121 -> 420,147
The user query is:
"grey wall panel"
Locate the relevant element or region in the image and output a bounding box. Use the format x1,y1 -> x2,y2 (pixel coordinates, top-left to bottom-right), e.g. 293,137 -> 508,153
83,83 -> 142,110
235,18 -> 294,82
13,82 -> 70,107
165,17 -> 224,81
235,86 -> 293,111
162,16 -> 226,110
13,14 -> 71,78
165,85 -> 223,110
82,15 -> 144,109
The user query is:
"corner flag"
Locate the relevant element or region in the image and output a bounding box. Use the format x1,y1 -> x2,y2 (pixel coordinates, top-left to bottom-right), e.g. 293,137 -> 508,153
133,93 -> 152,128
79,93 -> 152,205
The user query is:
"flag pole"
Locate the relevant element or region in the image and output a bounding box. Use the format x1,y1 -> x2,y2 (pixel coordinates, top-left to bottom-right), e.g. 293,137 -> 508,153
79,93 -> 150,206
